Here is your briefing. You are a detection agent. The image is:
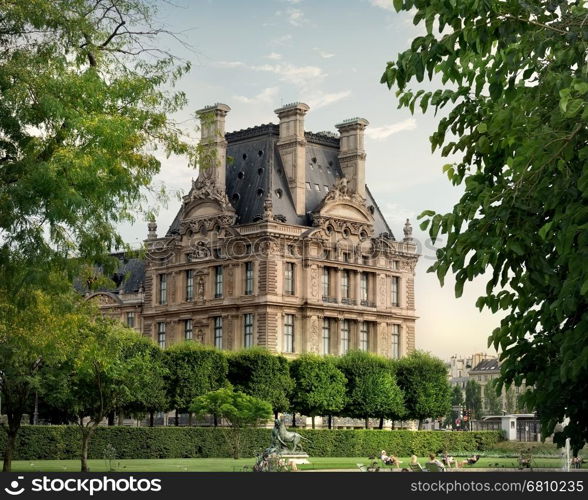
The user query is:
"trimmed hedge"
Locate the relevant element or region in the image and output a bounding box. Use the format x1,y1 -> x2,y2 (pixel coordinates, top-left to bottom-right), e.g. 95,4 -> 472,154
0,426 -> 502,460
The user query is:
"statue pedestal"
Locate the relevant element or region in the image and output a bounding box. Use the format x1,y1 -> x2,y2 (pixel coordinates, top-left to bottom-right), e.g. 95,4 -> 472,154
279,453 -> 310,465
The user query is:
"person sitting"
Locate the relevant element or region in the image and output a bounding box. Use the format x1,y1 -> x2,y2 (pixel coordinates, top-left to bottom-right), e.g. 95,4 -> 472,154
380,450 -> 401,467
571,456 -> 583,469
427,453 -> 446,471
459,454 -> 480,467
442,452 -> 456,468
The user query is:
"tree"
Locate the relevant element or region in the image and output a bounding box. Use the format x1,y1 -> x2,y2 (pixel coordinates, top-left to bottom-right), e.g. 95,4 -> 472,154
395,351 -> 451,428
382,1 -> 588,450
451,386 -> 464,407
465,380 -> 483,421
336,351 -> 405,429
163,343 -> 228,425
0,290 -> 85,471
120,339 -> 168,426
484,380 -> 502,416
42,318 -> 156,471
290,354 -> 347,429
190,387 -> 272,459
227,348 -> 294,418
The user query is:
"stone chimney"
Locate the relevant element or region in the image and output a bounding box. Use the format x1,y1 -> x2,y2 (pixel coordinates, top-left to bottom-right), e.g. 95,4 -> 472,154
196,103 -> 231,187
275,102 -> 310,216
335,117 -> 369,199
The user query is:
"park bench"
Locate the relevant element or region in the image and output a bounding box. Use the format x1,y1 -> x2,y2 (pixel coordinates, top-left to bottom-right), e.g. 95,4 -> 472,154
426,462 -> 446,472
409,463 -> 426,472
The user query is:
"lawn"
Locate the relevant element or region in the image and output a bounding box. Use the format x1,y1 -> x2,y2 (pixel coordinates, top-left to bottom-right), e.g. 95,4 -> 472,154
10,456 -> 578,472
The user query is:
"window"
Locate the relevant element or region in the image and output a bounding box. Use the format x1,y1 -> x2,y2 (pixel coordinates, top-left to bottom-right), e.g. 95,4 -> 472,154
340,319 -> 350,355
126,311 -> 135,328
157,322 -> 166,348
322,318 -> 330,355
184,319 -> 193,341
186,270 -> 194,301
245,262 -> 254,295
391,324 -> 400,359
322,268 -> 330,297
343,252 -> 351,263
244,313 -> 254,348
214,317 -> 223,349
283,314 -> 294,353
284,262 -> 295,295
360,273 -> 368,302
391,276 -> 400,306
215,266 -> 224,298
359,322 -> 369,352
341,270 -> 350,299
159,274 -> 167,305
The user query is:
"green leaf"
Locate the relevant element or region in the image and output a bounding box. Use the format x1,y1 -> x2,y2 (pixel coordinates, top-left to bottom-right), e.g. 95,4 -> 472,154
393,0 -> 403,12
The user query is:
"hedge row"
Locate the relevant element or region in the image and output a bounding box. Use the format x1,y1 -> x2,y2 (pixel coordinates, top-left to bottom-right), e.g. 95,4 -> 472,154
0,426 -> 502,460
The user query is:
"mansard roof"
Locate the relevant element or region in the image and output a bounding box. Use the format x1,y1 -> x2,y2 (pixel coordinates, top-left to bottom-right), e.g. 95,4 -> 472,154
166,124 -> 393,238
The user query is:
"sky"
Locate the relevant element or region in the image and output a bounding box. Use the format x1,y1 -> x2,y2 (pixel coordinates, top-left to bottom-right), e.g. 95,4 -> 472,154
120,0 -> 502,361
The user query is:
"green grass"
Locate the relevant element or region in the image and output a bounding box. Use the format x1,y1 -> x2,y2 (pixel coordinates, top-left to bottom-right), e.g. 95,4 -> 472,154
10,456 -> 580,472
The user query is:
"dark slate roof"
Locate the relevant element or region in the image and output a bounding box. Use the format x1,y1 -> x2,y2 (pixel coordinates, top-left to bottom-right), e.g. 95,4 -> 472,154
471,359 -> 500,372
76,254 -> 145,295
167,124 -> 394,238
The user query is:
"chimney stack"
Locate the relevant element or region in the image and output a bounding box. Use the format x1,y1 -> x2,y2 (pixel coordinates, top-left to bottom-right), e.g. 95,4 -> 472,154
196,103 -> 231,187
335,117 -> 369,199
275,102 -> 310,216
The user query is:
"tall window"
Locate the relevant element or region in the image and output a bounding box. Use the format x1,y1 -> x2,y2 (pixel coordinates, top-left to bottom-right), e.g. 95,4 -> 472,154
340,319 -> 350,355
359,322 -> 369,352
159,274 -> 167,305
186,270 -> 194,301
360,273 -> 368,302
284,263 -> 295,295
214,317 -> 223,349
243,313 -> 254,348
391,276 -> 400,306
126,311 -> 135,328
157,322 -> 166,348
283,314 -> 294,353
322,318 -> 330,355
322,267 -> 330,297
341,270 -> 350,299
245,262 -> 254,295
215,266 -> 224,298
391,324 -> 400,359
184,319 -> 193,341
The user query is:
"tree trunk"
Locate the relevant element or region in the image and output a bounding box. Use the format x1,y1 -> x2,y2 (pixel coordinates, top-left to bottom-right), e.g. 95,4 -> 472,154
2,423 -> 19,472
175,409 -> 179,426
418,419 -> 423,430
328,415 -> 332,429
311,416 -> 316,429
80,426 -> 95,472
107,412 -> 115,426
188,412 -> 193,426
392,420 -> 396,430
379,417 -> 384,430
117,412 -> 124,426
149,411 -> 154,427
274,410 -> 278,420
213,414 -> 218,427
292,413 -> 296,428
365,417 -> 369,429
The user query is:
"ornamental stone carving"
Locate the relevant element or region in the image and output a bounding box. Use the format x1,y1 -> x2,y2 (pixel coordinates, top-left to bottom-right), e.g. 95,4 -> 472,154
185,177 -> 232,210
310,316 -> 320,353
310,264 -> 319,299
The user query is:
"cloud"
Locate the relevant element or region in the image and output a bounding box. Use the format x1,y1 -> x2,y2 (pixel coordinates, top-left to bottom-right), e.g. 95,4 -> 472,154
266,52 -> 282,60
233,87 -> 279,105
271,34 -> 293,46
313,47 -> 335,59
370,0 -> 395,11
215,60 -> 325,90
285,8 -> 306,26
365,118 -> 417,140
307,90 -> 351,110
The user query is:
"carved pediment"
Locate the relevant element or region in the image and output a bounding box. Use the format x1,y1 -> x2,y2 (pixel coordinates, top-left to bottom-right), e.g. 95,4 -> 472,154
87,292 -> 122,306
182,177 -> 235,220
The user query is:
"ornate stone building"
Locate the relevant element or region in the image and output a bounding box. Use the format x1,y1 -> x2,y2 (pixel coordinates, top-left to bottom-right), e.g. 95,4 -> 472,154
88,102 -> 419,358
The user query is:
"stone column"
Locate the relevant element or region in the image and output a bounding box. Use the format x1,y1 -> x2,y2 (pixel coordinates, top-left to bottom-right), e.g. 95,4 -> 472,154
196,103 -> 230,187
335,118 -> 369,198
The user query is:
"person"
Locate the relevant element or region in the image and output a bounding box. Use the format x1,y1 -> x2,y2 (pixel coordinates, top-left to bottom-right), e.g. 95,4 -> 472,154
380,450 -> 401,467
442,452 -> 456,468
460,454 -> 480,467
410,455 -> 419,465
427,453 -> 445,470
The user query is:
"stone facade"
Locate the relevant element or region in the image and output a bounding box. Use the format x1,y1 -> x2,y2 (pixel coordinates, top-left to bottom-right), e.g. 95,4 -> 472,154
88,102 -> 420,359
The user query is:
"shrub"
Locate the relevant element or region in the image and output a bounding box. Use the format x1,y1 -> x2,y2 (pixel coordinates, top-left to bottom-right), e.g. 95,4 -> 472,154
0,426 -> 502,460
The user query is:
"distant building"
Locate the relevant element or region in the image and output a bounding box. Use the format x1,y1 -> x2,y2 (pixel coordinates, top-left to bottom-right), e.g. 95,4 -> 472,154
447,352 -> 496,390
86,102 -> 420,358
